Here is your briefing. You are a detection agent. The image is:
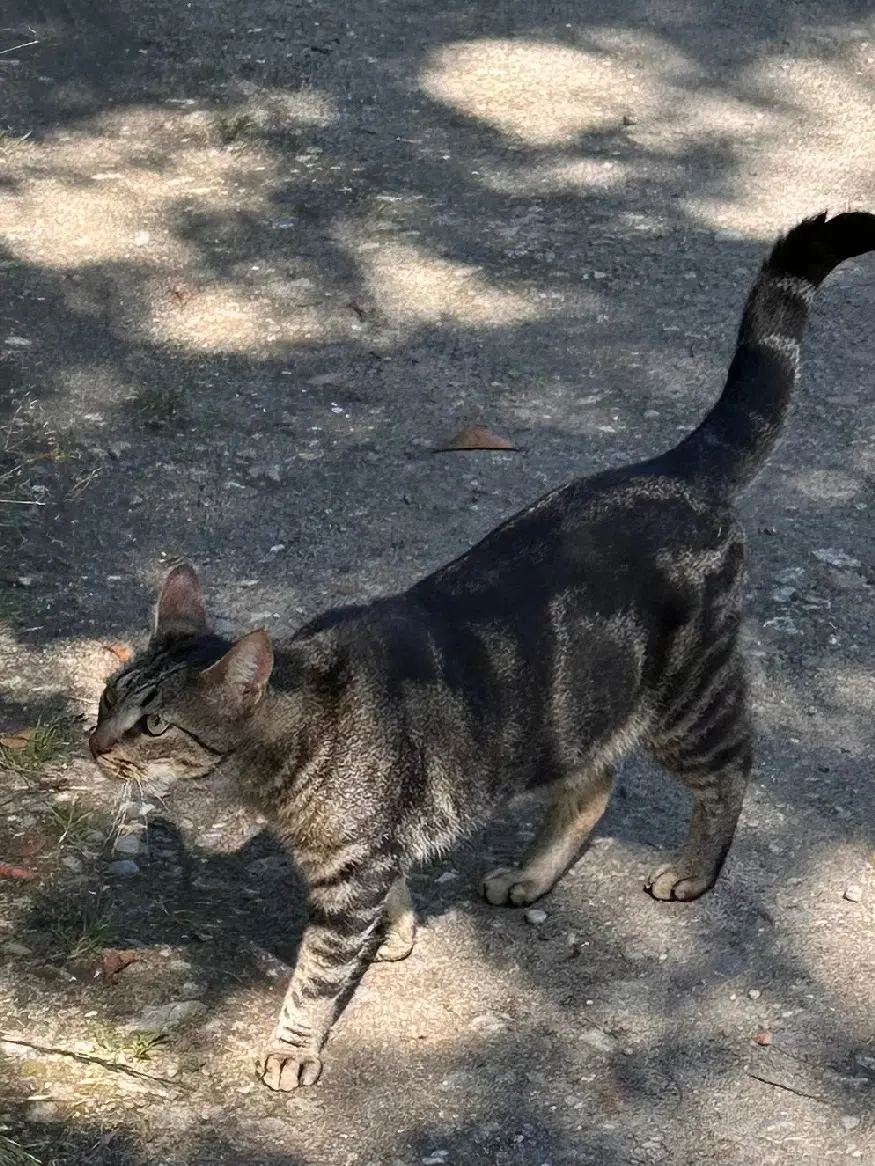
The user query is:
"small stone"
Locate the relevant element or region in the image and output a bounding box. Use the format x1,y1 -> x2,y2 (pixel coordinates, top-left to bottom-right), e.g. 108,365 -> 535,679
774,567 -> 805,585
844,884 -> 863,903
108,859 -> 140,876
643,409 -> 660,419
770,586 -> 797,604
109,441 -> 132,459
61,855 -> 83,874
748,988 -> 761,1000
763,616 -> 799,634
4,941 -> 33,956
524,908 -> 547,925
269,544 -> 286,554
436,871 -> 457,883
4,335 -> 32,347
841,1116 -> 861,1132
180,980 -> 205,999
114,834 -> 142,857
812,548 -> 861,569
421,1153 -> 449,1165
468,1012 -> 508,1034
579,1026 -> 619,1054
85,829 -> 105,843
128,1000 -> 207,1033
134,231 -> 150,246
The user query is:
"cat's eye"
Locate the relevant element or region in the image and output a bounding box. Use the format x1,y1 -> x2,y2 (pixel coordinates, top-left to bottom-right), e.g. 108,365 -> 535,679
143,712 -> 170,737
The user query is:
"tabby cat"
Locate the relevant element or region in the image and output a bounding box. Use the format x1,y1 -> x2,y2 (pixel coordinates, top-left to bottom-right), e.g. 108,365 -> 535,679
90,211 -> 875,1090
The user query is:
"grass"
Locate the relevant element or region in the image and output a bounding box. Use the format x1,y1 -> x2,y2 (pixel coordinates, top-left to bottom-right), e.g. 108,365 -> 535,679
128,385 -> 188,430
30,891 -> 117,962
91,1022 -> 167,1063
0,723 -> 70,776
0,127 -> 33,157
215,111 -> 252,145
0,1134 -> 40,1165
45,796 -> 95,847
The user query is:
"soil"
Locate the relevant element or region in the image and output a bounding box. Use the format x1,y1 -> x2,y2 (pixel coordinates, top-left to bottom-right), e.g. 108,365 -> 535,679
1,1 -> 873,1163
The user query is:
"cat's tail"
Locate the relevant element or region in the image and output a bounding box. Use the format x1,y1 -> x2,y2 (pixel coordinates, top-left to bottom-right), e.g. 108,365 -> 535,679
670,211 -> 875,494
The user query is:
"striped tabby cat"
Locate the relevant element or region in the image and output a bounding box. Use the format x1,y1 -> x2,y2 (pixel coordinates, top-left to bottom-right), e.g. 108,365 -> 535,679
90,211 -> 875,1090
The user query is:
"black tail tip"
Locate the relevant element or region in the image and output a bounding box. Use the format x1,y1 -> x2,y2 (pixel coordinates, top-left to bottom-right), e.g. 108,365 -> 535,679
770,209 -> 875,285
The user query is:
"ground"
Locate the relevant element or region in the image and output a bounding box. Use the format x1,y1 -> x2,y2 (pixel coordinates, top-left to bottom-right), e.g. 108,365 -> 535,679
0,0 -> 874,1163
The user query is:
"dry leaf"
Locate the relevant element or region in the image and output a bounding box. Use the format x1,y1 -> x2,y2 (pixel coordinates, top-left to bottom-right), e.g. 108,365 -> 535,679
101,948 -> 139,978
0,863 -> 39,881
440,425 -> 517,452
103,643 -> 133,664
0,727 -> 38,750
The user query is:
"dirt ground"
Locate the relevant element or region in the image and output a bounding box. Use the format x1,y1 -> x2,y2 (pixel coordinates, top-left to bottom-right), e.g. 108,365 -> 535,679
1,0 -> 874,1163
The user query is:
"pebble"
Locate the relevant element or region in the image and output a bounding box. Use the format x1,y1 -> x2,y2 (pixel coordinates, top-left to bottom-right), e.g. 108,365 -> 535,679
129,1000 -> 207,1033
109,441 -> 132,459
108,859 -> 140,876
113,834 -> 142,856
468,1012 -> 508,1034
524,908 -> 547,925
763,616 -> 798,634
4,335 -> 32,347
60,855 -> 83,874
774,567 -> 805,584
436,870 -> 458,883
770,586 -> 797,604
579,1026 -> 619,1054
841,1116 -> 861,1132
748,989 -> 761,1000
844,884 -> 863,903
4,941 -> 33,956
812,548 -> 861,569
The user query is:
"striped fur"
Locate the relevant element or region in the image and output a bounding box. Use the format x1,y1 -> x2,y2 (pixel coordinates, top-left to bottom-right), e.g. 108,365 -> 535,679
89,212 -> 875,1091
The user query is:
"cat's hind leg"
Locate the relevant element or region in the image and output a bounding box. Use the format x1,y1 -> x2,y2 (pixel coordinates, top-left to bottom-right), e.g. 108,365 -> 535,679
646,657 -> 750,902
482,765 -> 615,907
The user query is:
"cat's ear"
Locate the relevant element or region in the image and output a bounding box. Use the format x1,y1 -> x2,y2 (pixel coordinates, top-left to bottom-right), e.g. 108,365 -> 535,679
199,630 -> 273,717
153,563 -> 208,640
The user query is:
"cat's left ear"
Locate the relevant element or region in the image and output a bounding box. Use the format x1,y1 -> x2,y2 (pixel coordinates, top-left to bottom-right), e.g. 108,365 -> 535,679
199,629 -> 273,717
153,563 -> 208,640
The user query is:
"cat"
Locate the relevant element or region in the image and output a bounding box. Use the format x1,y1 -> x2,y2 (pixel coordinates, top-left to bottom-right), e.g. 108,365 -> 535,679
89,211 -> 875,1091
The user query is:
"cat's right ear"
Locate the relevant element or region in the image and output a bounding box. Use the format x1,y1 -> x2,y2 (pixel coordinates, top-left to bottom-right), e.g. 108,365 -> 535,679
198,630 -> 273,718
153,563 -> 208,640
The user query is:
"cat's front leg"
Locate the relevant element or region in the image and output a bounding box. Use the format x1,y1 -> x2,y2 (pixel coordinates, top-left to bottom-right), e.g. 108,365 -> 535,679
257,861 -> 397,1091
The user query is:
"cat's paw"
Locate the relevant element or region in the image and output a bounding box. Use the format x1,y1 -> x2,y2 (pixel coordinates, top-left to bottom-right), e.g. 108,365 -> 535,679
481,866 -> 547,907
646,864 -> 713,902
257,1044 -> 323,1091
374,927 -> 414,962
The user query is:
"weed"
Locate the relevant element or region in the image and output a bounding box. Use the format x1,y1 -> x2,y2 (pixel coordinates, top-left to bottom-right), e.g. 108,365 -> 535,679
129,385 -> 188,430
0,722 -> 70,775
45,795 -> 94,847
0,1134 -> 40,1165
91,1023 -> 167,1062
215,111 -> 252,145
0,127 -> 33,157
31,892 -> 117,962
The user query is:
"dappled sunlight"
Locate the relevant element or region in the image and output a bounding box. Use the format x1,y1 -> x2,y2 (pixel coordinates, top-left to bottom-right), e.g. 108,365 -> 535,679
358,237 -> 542,331
420,27 -> 875,228
419,36 -> 673,147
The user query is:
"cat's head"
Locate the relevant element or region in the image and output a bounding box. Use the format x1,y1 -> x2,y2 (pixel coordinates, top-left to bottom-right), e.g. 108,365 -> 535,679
89,564 -> 273,786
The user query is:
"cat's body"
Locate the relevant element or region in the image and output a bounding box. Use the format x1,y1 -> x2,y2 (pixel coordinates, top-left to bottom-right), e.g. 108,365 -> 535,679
90,211 -> 875,1091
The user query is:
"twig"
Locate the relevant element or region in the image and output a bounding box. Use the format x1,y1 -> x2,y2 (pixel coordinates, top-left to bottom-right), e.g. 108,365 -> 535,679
0,28 -> 38,55
0,498 -> 45,505
0,1032 -> 185,1091
746,1069 -> 829,1105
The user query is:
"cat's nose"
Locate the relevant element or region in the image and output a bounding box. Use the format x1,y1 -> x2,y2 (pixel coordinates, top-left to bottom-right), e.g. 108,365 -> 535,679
89,726 -> 112,758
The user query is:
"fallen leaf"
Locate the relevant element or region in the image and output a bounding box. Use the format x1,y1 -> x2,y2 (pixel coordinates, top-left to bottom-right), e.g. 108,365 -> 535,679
169,285 -> 193,307
101,948 -> 139,978
0,863 -> 39,881
439,425 -> 518,452
753,1030 -> 772,1046
0,728 -> 38,750
102,643 -> 133,664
